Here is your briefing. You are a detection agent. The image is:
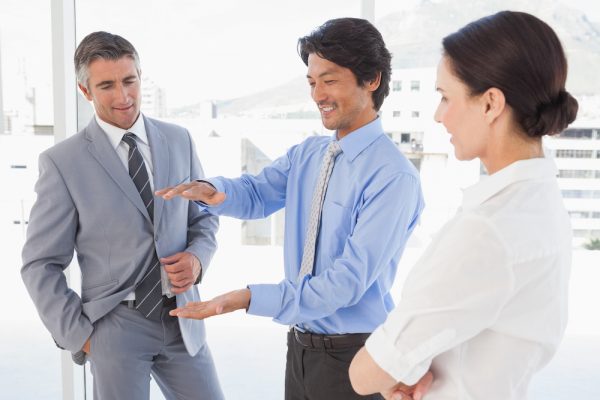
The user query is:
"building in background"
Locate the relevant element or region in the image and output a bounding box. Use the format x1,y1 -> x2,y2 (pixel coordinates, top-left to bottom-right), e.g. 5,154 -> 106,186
545,121 -> 600,245
141,76 -> 167,118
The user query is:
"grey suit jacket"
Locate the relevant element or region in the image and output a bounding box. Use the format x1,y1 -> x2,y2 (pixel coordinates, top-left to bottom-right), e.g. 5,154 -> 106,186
21,116 -> 218,356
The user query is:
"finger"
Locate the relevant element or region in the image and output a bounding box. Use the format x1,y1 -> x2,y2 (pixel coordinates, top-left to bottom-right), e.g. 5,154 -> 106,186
160,253 -> 185,265
168,273 -> 192,286
164,263 -> 188,275
182,301 -> 202,308
169,302 -> 207,314
171,303 -> 217,319
160,182 -> 198,200
154,186 -> 173,196
414,371 -> 433,400
180,189 -> 226,205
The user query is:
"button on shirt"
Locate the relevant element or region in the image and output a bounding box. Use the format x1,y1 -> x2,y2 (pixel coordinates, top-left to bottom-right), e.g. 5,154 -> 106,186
95,114 -> 173,298
201,118 -> 424,334
366,158 -> 572,399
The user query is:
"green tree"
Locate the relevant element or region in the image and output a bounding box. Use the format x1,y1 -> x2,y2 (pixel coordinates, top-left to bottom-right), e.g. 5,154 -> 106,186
583,238 -> 600,250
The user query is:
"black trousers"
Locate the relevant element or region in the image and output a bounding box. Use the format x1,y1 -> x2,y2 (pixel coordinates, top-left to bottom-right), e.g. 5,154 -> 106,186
284,330 -> 383,400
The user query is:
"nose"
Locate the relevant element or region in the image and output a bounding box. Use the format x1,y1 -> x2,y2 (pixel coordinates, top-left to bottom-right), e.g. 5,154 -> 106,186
115,83 -> 129,103
433,103 -> 442,123
312,82 -> 327,104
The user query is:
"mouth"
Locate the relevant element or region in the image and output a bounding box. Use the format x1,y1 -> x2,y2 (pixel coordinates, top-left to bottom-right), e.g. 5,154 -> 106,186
114,104 -> 134,112
318,103 -> 336,117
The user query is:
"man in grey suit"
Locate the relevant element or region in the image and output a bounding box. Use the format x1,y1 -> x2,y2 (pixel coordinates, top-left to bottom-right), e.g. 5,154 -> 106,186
21,31 -> 224,400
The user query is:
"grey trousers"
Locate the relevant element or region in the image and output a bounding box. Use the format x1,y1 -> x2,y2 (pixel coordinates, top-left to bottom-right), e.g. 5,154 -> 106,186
87,303 -> 224,400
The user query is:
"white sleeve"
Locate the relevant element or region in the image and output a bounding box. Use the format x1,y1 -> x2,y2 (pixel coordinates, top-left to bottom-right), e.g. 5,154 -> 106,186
365,213 -> 514,385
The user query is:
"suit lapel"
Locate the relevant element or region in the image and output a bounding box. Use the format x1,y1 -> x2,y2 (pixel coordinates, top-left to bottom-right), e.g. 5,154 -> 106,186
85,118 -> 152,224
145,116 -> 169,231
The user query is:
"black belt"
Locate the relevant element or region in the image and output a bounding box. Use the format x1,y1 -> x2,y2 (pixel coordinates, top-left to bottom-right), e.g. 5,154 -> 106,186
120,295 -> 176,309
291,327 -> 370,349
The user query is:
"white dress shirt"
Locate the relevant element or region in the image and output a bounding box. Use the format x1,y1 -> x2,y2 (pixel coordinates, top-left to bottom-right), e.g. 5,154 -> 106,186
366,158 -> 572,399
95,114 -> 173,298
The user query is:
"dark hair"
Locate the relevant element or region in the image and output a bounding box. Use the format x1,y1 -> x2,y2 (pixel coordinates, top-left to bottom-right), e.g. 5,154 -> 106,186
442,11 -> 578,137
298,18 -> 392,111
74,31 -> 140,89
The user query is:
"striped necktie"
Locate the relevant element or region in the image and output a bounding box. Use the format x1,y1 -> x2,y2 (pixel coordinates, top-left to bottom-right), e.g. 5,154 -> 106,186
297,141 -> 342,281
122,133 -> 162,321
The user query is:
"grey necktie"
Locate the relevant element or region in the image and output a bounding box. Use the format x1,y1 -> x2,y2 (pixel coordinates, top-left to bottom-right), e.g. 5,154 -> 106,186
122,133 -> 162,321
297,141 -> 342,281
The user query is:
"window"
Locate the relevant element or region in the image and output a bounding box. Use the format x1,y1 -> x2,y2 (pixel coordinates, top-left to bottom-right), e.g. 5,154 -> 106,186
411,110 -> 420,118
558,169 -> 598,179
74,1 -> 361,398
561,190 -> 600,199
559,128 -> 594,139
393,110 -> 401,117
555,149 -> 594,158
392,80 -> 402,91
569,211 -> 600,219
0,1 -> 62,399
410,80 -> 420,91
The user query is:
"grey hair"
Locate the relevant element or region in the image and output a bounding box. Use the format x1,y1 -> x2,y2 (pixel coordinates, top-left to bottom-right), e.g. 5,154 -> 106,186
74,31 -> 141,89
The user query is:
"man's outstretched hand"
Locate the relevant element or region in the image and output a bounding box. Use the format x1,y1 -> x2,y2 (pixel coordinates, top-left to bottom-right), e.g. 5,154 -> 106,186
156,181 -> 226,205
169,289 -> 251,319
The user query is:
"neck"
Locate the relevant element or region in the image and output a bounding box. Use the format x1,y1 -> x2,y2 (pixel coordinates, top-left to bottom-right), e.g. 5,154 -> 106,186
481,131 -> 543,175
337,112 -> 378,139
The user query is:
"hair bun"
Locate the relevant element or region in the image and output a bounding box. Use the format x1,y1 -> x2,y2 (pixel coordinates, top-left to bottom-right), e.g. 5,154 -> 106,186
522,90 -> 579,137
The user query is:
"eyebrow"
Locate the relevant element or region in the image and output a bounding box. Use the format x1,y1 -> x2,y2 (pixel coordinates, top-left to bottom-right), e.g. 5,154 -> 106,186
95,75 -> 138,88
436,87 -> 445,92
306,70 -> 337,79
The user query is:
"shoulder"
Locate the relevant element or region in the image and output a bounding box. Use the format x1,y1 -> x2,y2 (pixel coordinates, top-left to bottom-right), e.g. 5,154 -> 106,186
145,116 -> 189,137
364,134 -> 421,182
285,134 -> 330,159
42,130 -> 87,161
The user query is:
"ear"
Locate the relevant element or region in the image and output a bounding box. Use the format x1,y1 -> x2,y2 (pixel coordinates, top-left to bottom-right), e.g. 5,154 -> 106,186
366,72 -> 381,92
78,83 -> 93,101
481,87 -> 506,124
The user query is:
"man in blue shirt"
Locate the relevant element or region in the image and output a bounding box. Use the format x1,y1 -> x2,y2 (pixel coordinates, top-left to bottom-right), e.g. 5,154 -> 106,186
158,18 -> 426,400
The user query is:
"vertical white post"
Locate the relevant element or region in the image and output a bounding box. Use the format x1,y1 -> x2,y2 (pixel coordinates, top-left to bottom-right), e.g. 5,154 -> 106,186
361,0 -> 375,23
51,0 -> 84,399
0,34 -> 4,134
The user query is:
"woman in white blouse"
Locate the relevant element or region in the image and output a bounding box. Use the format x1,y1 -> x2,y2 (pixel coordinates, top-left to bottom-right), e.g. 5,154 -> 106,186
349,11 -> 578,400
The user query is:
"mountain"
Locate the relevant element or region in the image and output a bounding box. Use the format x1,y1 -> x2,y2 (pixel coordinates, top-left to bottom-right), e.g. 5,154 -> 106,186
172,0 -> 600,118
378,0 -> 600,92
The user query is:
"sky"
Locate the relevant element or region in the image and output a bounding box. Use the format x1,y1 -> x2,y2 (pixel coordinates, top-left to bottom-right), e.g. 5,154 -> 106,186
1,0 -> 599,112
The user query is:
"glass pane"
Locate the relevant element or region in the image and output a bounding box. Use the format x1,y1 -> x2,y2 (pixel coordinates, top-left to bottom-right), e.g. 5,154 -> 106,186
0,0 -> 61,399
74,1 -> 360,398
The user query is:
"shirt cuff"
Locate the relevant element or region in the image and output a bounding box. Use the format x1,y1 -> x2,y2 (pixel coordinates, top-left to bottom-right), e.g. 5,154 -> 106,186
365,325 -> 426,386
247,283 -> 281,318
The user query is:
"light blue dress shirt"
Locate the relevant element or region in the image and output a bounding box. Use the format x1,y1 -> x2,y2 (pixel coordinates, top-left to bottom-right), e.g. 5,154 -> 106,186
202,118 -> 424,334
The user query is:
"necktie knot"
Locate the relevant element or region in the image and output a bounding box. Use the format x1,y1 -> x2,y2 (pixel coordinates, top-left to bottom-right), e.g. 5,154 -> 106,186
122,132 -> 137,148
327,141 -> 342,158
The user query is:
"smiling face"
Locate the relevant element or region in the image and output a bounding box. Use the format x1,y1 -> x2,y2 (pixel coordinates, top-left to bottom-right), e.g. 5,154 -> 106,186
79,56 -> 141,130
434,56 -> 489,161
306,53 -> 379,139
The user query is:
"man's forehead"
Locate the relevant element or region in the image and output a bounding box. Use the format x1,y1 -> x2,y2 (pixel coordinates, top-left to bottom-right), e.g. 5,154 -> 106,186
88,57 -> 138,78
306,54 -> 345,77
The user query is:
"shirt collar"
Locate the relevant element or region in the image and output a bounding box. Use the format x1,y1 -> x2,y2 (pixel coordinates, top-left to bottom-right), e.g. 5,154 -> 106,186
95,113 -> 148,151
462,157 -> 558,211
335,117 -> 384,162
